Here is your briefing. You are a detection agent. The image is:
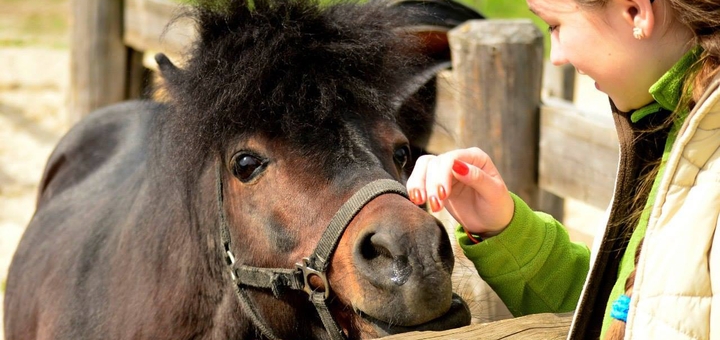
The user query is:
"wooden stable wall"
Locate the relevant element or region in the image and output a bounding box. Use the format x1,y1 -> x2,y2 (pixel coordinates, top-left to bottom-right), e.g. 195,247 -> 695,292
69,0 -> 621,337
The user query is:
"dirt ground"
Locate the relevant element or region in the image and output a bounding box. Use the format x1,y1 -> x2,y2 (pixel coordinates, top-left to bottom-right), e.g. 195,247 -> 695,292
0,47 -> 70,339
1,0 -> 70,337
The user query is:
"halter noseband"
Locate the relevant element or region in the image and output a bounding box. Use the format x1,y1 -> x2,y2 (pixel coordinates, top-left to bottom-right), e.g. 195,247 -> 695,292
215,163 -> 409,340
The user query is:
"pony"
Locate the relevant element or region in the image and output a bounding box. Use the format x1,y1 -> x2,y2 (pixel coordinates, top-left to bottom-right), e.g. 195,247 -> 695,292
4,0 -> 483,338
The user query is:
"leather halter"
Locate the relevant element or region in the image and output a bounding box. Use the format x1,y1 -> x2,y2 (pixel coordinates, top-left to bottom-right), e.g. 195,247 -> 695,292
215,163 -> 409,340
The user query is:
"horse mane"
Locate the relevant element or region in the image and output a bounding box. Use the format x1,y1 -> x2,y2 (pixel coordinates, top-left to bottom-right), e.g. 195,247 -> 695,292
152,0 -> 430,181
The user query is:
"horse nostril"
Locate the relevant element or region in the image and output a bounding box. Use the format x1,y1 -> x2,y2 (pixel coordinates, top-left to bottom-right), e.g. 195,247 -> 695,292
391,255 -> 411,286
360,233 -> 392,260
358,232 -> 413,286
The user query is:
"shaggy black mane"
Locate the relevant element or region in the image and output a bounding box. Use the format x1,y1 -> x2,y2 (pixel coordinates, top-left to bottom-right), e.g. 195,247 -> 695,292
154,0 -> 429,177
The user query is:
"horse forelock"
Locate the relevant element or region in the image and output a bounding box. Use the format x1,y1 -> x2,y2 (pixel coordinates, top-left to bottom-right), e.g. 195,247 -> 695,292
151,0 -> 427,185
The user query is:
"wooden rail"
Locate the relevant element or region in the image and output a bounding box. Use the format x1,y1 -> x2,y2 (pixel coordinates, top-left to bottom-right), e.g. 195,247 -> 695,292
379,312 -> 573,340
124,0 -> 194,60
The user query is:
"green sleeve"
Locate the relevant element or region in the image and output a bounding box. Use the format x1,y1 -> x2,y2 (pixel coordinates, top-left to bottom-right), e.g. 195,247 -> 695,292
456,193 -> 590,316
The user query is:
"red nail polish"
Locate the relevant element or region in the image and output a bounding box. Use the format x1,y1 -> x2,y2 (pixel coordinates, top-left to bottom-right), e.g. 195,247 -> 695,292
452,160 -> 469,176
429,196 -> 440,212
410,189 -> 420,204
438,185 -> 447,200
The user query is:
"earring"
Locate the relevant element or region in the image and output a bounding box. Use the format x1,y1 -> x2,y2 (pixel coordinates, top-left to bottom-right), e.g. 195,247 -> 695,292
633,27 -> 645,40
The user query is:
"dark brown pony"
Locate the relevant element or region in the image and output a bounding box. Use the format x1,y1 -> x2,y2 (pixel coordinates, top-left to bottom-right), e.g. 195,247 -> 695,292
4,0 -> 482,338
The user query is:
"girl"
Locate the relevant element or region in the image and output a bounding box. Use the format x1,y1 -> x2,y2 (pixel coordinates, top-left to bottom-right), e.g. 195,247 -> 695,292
406,0 -> 720,338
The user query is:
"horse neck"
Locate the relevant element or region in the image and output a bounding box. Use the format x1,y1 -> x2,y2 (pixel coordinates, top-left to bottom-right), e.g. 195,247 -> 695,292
142,162 -> 231,307
148,161 -> 224,269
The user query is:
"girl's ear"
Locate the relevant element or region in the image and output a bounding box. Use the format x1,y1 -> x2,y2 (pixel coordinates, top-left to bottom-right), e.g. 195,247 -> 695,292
624,0 -> 655,39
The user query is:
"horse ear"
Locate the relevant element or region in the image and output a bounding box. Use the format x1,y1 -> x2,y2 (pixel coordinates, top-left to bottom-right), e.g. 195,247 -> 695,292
389,0 -> 485,60
155,53 -> 181,82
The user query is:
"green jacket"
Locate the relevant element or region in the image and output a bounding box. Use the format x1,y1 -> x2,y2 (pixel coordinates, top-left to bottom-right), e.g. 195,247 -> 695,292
457,47 -> 699,339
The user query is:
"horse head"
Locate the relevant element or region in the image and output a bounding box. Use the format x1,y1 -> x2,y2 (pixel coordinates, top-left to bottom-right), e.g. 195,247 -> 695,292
154,0 -> 471,338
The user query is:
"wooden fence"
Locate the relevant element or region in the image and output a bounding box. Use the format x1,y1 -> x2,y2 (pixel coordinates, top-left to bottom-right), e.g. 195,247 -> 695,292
69,0 -> 620,337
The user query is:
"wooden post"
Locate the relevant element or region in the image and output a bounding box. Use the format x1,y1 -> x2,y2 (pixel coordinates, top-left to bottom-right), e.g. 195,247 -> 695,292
537,62 -> 577,220
448,20 -> 562,215
69,0 -> 147,124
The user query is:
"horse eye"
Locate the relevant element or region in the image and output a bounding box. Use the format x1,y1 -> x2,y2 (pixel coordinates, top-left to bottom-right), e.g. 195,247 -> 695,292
232,154 -> 265,182
393,145 -> 410,169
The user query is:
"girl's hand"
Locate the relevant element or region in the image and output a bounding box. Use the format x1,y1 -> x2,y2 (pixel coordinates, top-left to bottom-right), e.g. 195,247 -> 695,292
406,147 -> 514,238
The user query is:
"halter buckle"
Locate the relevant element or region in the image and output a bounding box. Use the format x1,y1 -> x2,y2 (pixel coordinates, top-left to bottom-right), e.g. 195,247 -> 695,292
295,257 -> 330,300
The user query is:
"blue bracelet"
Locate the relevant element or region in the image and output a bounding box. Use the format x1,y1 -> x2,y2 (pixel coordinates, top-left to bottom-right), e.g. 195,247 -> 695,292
610,294 -> 631,323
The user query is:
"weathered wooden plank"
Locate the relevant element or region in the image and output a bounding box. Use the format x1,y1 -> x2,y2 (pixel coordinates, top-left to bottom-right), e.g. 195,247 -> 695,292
69,0 -> 129,122
536,63 -> 578,221
379,312 -> 572,339
539,97 -> 618,209
543,62 -> 575,102
426,69 -> 460,155
124,0 -> 195,61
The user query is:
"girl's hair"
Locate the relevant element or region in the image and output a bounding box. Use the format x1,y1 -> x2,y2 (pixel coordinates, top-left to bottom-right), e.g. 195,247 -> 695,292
672,0 -> 720,102
570,1 -> 720,339
604,239 -> 643,340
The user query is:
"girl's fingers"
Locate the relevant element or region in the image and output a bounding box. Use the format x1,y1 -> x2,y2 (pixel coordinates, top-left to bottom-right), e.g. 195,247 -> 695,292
406,147 -> 514,234
406,154 -> 433,205
424,154 -> 458,212
406,147 -> 502,212
443,148 -> 492,174
407,154 -> 454,210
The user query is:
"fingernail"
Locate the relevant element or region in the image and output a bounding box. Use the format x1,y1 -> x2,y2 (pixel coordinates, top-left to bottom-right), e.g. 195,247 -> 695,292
452,160 -> 469,176
438,185 -> 447,200
410,189 -> 420,204
429,196 -> 441,212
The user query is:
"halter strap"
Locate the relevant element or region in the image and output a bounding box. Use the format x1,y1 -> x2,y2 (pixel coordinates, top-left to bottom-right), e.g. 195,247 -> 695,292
308,178 -> 409,272
216,162 -> 408,340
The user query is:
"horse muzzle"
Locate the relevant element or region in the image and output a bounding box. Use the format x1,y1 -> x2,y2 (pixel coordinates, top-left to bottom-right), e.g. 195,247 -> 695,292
362,293 -> 471,337
337,193 -> 469,329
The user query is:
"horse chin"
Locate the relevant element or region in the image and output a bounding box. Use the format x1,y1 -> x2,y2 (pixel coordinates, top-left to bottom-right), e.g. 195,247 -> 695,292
360,293 -> 471,337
